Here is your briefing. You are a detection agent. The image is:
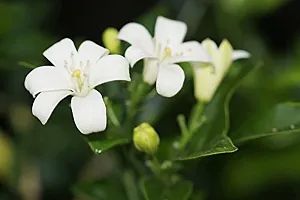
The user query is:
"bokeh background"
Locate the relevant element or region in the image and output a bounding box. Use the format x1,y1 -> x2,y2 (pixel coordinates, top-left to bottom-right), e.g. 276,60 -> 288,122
1,0 -> 300,199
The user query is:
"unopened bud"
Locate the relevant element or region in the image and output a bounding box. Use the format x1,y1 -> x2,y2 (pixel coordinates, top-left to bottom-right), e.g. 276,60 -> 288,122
102,27 -> 120,54
192,38 -> 233,103
133,123 -> 160,155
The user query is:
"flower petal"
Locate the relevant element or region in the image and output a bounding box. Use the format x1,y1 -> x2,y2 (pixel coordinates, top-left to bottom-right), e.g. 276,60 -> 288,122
88,55 -> 130,88
192,63 -> 221,103
24,66 -> 73,97
156,64 -> 185,97
32,90 -> 72,125
201,38 -> 218,60
125,46 -> 155,67
71,89 -> 106,134
217,39 -> 233,73
143,58 -> 159,85
232,50 -> 250,61
43,38 -> 78,68
154,16 -> 187,44
118,22 -> 154,53
78,40 -> 109,66
165,41 -> 211,64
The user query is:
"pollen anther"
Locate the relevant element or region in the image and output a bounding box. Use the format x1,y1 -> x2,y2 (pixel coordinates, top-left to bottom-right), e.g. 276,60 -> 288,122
72,69 -> 81,78
164,47 -> 172,57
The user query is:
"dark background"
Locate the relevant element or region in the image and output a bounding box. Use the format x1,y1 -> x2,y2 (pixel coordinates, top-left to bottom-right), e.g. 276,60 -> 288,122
1,0 -> 300,199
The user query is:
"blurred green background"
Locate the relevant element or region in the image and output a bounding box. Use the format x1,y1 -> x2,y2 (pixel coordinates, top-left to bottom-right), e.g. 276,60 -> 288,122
1,0 -> 300,199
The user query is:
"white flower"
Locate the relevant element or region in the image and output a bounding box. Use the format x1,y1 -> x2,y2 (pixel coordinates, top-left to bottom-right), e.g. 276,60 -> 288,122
192,38 -> 250,103
24,38 -> 131,134
117,16 -> 210,97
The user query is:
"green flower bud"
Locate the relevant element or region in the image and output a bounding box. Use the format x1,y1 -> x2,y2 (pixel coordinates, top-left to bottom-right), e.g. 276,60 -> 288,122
133,123 -> 160,155
102,27 -> 120,54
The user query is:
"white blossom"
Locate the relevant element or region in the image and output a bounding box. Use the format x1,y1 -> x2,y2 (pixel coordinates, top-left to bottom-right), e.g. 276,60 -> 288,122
24,38 -> 130,134
118,16 -> 210,97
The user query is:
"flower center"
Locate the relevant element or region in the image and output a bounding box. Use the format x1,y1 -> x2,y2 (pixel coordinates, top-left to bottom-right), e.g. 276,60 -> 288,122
71,69 -> 84,91
153,38 -> 174,62
64,52 -> 92,97
72,68 -> 81,78
163,47 -> 172,58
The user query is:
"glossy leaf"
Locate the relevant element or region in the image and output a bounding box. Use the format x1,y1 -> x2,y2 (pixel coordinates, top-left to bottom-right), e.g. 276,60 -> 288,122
141,176 -> 193,200
88,138 -> 129,154
178,136 -> 237,160
230,102 -> 300,144
177,63 -> 258,160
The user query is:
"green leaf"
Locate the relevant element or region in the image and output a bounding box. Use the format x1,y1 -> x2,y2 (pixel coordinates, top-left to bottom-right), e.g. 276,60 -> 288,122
230,102 -> 300,144
122,170 -> 140,200
141,177 -> 164,200
88,138 -> 129,154
178,135 -> 237,160
85,125 -> 130,154
73,179 -> 128,200
141,176 -> 193,200
177,62 -> 259,160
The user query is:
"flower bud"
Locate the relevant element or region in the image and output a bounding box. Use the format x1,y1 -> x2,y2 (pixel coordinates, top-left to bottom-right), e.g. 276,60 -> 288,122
192,38 -> 250,102
133,123 -> 160,155
102,27 -> 120,54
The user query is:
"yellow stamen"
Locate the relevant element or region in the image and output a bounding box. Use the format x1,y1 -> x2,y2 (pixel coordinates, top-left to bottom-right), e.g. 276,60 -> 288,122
72,69 -> 83,90
72,69 -> 81,78
164,47 -> 172,58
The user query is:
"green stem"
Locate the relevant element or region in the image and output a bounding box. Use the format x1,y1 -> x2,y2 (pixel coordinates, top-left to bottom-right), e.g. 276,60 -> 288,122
128,148 -> 146,176
127,82 -> 150,121
179,101 -> 205,151
188,101 -> 204,132
177,114 -> 189,136
145,88 -> 157,101
147,155 -> 161,177
104,97 -> 121,127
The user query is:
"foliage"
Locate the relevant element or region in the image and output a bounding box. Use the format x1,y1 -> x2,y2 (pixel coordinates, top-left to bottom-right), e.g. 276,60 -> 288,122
1,0 -> 300,200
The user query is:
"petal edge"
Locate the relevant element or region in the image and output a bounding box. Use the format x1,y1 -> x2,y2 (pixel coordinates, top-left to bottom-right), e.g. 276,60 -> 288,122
78,40 -> 109,66
156,64 -> 185,97
154,16 -> 187,44
43,38 -> 77,68
125,46 -> 155,67
24,66 -> 73,97
88,55 -> 131,88
32,90 -> 72,125
71,89 -> 107,134
232,50 -> 251,61
118,22 -> 154,53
